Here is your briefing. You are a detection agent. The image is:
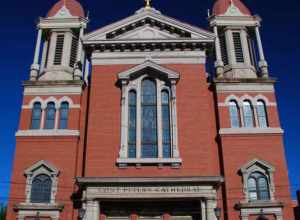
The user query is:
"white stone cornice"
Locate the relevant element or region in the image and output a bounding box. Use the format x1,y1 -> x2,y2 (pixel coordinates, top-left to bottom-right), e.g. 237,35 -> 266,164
15,129 -> 80,137
91,50 -> 206,65
24,86 -> 83,96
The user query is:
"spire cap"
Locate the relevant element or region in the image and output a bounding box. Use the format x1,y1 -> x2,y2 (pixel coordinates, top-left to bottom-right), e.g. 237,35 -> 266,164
212,0 -> 252,16
47,0 -> 85,18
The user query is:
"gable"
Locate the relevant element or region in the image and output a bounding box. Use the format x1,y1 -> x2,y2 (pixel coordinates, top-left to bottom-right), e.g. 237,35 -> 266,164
83,8 -> 215,43
115,25 -> 178,40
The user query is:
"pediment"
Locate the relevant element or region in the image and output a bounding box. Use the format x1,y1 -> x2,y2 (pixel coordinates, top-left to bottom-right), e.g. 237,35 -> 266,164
115,25 -> 177,40
24,160 -> 59,176
118,60 -> 180,81
83,8 -> 215,43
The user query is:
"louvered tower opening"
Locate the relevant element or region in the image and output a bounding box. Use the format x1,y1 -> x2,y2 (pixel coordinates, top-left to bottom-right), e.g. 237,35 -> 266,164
53,35 -> 65,65
69,36 -> 79,68
233,32 -> 244,63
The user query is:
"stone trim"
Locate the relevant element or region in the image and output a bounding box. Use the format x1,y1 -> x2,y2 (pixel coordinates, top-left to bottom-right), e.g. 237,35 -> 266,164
23,85 -> 83,96
14,203 -> 64,211
91,50 -> 206,65
24,160 -> 60,204
117,61 -> 180,165
236,201 -> 283,209
16,129 -> 80,137
23,96 -> 80,109
76,176 -> 224,185
238,206 -> 283,220
239,159 -> 276,202
219,128 -> 283,135
83,8 -> 215,42
116,158 -> 182,166
216,83 -> 274,93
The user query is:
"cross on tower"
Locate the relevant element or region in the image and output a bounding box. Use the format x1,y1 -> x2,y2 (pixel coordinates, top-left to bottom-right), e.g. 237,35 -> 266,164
145,0 -> 152,9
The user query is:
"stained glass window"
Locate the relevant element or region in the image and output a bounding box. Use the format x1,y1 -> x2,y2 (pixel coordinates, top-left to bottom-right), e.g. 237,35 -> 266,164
243,101 -> 254,127
162,90 -> 171,158
128,91 -> 137,158
30,174 -> 52,203
45,102 -> 56,129
257,100 -> 268,128
248,172 -> 270,201
141,79 -> 158,158
31,102 -> 42,129
229,101 -> 240,128
59,102 -> 69,129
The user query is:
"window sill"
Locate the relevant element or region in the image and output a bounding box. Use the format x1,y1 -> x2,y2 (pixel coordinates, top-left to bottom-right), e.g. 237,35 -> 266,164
235,200 -> 284,209
219,127 -> 284,135
116,158 -> 182,168
15,129 -> 80,137
14,202 -> 64,211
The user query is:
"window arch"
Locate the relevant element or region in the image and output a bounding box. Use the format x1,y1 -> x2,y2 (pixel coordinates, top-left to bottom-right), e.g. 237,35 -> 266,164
229,100 -> 240,128
162,90 -> 171,158
257,100 -> 268,128
45,102 -> 56,129
128,90 -> 137,158
59,102 -> 69,129
243,100 -> 254,127
30,174 -> 52,203
248,172 -> 270,201
31,102 -> 42,129
141,79 -> 158,158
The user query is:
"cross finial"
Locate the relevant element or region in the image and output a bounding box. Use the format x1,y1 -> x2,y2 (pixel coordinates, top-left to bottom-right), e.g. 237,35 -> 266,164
145,0 -> 152,9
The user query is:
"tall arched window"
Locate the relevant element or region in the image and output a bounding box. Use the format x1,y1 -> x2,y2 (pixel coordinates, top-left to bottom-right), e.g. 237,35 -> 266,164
30,174 -> 52,203
141,79 -> 158,158
162,90 -> 171,158
248,172 -> 270,201
59,102 -> 69,129
31,102 -> 42,129
128,91 -> 137,158
243,101 -> 254,127
257,100 -> 268,128
229,100 -> 240,128
45,102 -> 56,129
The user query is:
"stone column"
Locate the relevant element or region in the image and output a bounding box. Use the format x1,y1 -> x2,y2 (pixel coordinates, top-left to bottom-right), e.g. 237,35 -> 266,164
157,80 -> 163,159
201,200 -> 207,220
213,26 -> 224,78
255,26 -> 269,78
84,200 -> 100,220
225,29 -> 235,66
119,80 -> 128,159
206,199 -> 217,220
30,28 -> 43,81
171,80 -> 179,159
74,27 -> 85,80
275,214 -> 283,220
240,30 -> 252,66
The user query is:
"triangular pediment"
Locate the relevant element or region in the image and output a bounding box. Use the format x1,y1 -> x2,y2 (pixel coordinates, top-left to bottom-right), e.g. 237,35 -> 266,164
115,25 -> 178,40
83,8 -> 214,43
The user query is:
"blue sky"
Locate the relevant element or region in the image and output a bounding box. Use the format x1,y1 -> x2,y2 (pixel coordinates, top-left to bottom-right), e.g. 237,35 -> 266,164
0,0 -> 299,203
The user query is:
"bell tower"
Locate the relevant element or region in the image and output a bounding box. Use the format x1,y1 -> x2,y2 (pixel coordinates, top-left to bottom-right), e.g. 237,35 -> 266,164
209,0 -> 269,79
30,0 -> 88,81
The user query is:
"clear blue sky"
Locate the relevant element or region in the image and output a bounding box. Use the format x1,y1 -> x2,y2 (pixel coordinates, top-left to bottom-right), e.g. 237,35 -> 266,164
0,0 -> 299,203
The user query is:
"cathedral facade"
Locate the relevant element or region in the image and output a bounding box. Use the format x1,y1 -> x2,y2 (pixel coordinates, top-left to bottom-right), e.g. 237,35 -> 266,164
7,0 -> 295,219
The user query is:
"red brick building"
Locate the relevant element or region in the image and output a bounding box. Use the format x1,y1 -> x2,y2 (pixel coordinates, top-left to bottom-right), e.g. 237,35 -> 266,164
6,0 -> 295,220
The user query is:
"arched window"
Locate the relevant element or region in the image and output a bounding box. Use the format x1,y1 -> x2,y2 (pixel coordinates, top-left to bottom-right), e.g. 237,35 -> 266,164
243,101 -> 254,127
257,100 -> 268,128
162,90 -> 171,158
45,102 -> 56,129
128,91 -> 137,158
31,102 -> 42,129
141,79 -> 158,158
248,172 -> 270,201
59,102 -> 69,129
30,174 -> 52,203
229,100 -> 240,128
